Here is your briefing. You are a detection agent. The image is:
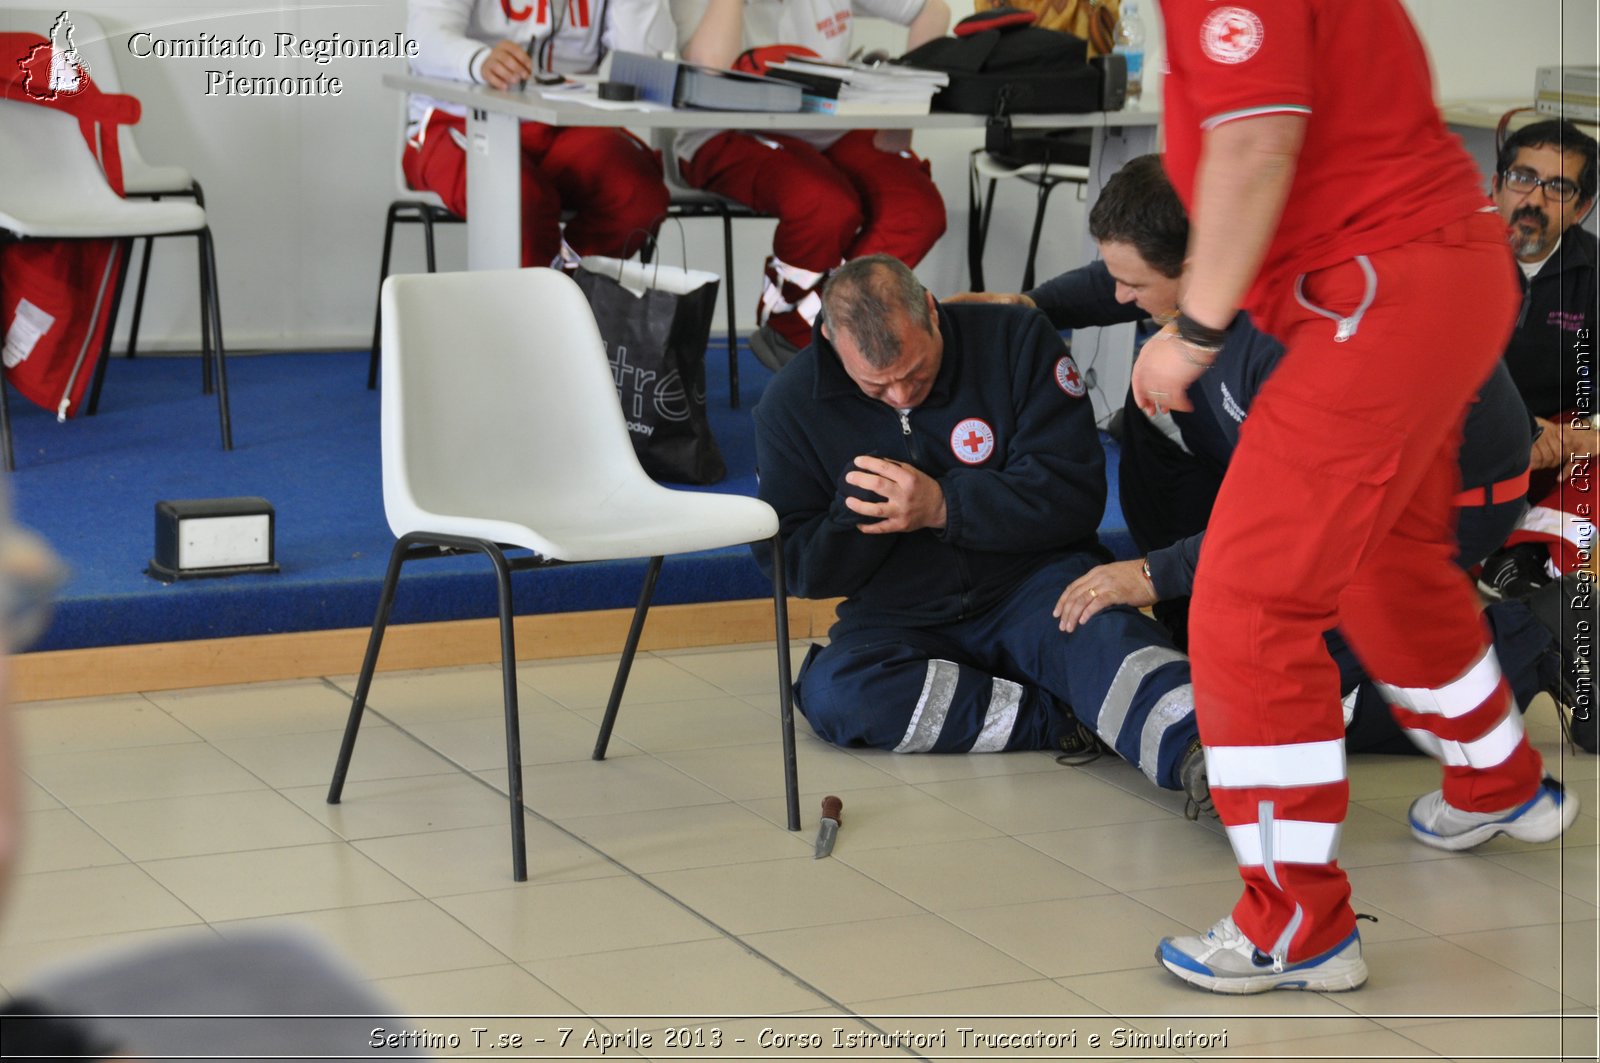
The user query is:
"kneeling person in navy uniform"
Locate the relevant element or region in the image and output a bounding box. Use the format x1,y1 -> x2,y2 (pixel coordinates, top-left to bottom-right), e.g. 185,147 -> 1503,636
753,254 -> 1205,804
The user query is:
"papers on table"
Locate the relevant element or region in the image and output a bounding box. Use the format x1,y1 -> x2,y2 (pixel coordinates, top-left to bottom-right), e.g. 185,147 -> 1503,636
763,59 -> 947,115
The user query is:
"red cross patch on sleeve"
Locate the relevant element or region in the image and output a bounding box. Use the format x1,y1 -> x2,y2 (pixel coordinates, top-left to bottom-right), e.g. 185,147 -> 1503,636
1054,355 -> 1087,398
950,418 -> 996,464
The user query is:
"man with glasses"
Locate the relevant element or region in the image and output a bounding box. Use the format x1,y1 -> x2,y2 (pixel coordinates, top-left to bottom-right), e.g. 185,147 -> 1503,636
1476,120 -> 1599,599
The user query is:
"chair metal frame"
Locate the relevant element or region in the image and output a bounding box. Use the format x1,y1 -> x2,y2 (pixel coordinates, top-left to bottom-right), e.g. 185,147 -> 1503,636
966,147 -> 1090,293
0,96 -> 230,470
330,267 -> 802,882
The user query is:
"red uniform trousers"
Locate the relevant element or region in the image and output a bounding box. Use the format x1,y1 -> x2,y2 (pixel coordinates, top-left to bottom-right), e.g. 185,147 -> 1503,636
403,111 -> 669,267
1504,428 -> 1599,574
1188,211 -> 1541,963
680,129 -> 946,347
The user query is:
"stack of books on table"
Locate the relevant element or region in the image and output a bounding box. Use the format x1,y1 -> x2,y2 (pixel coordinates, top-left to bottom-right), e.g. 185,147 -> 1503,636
763,59 -> 948,116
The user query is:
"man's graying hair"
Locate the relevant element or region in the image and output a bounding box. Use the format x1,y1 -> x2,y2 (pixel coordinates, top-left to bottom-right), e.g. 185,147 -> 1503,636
821,255 -> 932,369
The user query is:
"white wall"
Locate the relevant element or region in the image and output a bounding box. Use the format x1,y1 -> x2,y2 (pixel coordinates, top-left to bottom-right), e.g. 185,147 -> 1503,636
6,1 -> 1594,352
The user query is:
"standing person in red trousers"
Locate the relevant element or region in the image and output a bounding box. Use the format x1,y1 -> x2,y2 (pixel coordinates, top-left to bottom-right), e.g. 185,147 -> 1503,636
671,0 -> 951,369
1141,1 -> 1579,993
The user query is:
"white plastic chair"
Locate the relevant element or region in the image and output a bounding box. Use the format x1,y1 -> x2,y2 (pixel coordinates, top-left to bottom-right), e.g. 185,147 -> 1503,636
327,267 -> 801,881
0,97 -> 230,469
366,93 -> 462,390
23,9 -> 209,361
967,146 -> 1091,292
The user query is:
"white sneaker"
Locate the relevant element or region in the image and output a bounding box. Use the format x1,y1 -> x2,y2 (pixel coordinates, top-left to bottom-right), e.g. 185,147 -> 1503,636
1410,775 -> 1578,851
1156,916 -> 1367,994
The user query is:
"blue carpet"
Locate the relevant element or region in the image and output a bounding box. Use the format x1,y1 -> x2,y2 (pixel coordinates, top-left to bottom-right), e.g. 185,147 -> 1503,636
8,342 -> 1132,652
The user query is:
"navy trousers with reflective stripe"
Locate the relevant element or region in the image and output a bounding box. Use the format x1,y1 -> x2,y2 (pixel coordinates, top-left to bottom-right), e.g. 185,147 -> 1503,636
794,554 -> 1197,787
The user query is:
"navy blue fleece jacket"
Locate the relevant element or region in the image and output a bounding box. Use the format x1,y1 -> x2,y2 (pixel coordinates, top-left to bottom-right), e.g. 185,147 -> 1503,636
752,301 -> 1107,633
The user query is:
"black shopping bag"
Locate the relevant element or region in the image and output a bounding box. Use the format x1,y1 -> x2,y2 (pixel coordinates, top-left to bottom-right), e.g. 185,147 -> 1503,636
575,257 -> 727,485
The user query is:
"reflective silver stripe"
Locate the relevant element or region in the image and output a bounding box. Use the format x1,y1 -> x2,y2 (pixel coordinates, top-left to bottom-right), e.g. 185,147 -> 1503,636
1206,740 -> 1345,789
1403,708 -> 1524,768
1378,648 -> 1502,719
1138,684 -> 1195,785
1226,818 -> 1342,866
1465,711 -> 1525,769
970,678 -> 1022,753
895,659 -> 959,753
1097,646 -> 1185,748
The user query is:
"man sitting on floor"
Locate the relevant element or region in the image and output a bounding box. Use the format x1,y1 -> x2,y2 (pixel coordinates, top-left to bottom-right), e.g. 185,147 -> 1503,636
752,253 -> 1210,812
953,153 -> 1588,752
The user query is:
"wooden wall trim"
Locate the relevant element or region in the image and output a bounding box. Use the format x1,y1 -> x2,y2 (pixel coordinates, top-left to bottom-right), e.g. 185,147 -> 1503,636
13,598 -> 842,703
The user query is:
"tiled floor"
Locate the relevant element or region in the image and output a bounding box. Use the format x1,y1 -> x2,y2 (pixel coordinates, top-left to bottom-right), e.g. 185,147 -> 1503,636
5,642 -> 1599,1061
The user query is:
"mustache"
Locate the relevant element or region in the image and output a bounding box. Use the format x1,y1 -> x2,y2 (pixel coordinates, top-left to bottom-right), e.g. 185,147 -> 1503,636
1510,205 -> 1549,228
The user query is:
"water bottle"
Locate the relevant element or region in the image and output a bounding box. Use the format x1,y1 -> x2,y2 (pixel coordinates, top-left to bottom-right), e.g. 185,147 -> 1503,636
1114,0 -> 1146,105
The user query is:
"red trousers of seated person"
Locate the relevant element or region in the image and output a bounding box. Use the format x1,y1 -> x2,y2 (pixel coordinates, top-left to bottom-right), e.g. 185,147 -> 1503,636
680,129 -> 946,348
403,111 -> 669,267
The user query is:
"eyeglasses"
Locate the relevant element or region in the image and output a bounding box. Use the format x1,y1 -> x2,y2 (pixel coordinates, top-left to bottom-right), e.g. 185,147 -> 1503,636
1502,167 -> 1582,203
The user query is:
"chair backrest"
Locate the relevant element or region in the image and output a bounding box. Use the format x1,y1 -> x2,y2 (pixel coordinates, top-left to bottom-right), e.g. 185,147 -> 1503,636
2,9 -> 188,192
379,267 -> 656,541
0,97 -> 127,232
393,87 -> 449,207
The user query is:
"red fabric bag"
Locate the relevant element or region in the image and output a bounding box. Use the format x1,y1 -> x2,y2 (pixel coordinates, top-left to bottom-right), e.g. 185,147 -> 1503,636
0,31 -> 140,420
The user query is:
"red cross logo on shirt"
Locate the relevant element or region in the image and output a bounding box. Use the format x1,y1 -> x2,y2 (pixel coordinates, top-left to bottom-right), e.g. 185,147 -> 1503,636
950,418 -> 996,465
1054,355 -> 1087,398
1201,7 -> 1264,65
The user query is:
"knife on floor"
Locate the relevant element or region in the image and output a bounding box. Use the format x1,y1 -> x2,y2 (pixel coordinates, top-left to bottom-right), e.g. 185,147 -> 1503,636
813,795 -> 842,859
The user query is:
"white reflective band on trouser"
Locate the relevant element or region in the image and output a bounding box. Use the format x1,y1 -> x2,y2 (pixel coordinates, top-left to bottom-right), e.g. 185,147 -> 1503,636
1226,819 -> 1341,866
1205,740 -> 1345,789
895,659 -> 959,753
1138,685 -> 1194,785
1096,646 -> 1185,749
1403,709 -> 1524,769
969,678 -> 1022,753
1378,648 -> 1502,719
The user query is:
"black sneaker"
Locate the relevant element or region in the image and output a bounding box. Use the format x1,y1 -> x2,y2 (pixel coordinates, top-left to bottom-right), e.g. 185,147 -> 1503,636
1477,543 -> 1554,601
748,324 -> 801,373
1055,718 -> 1105,766
1180,739 -> 1217,820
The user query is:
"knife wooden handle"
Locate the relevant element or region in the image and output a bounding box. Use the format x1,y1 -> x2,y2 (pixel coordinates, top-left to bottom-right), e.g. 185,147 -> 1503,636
821,795 -> 842,824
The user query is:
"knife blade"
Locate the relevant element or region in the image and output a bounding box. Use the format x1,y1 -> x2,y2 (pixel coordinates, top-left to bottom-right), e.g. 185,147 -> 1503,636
813,795 -> 842,859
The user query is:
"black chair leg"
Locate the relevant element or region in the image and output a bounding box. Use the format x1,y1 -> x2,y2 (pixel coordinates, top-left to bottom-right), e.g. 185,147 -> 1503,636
197,229 -> 214,396
1021,178 -> 1062,293
369,204 -> 402,390
87,239 -> 133,418
769,534 -> 799,831
201,229 -> 233,450
721,211 -> 739,409
328,536 -> 411,807
422,210 -> 439,273
329,534 -> 527,882
593,555 -> 664,760
125,235 -> 154,359
486,542 -> 528,882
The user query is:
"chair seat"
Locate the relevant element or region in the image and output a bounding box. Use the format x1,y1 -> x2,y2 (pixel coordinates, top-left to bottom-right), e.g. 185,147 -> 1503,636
0,198 -> 205,240
972,153 -> 1092,183
122,161 -> 195,197
393,488 -> 779,564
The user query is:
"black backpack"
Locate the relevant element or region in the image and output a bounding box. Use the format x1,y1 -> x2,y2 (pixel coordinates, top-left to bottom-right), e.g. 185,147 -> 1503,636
899,8 -> 1126,116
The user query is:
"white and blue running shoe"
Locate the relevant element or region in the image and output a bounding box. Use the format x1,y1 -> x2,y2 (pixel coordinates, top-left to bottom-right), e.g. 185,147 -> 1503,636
1410,775 -> 1578,851
1156,916 -> 1368,994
